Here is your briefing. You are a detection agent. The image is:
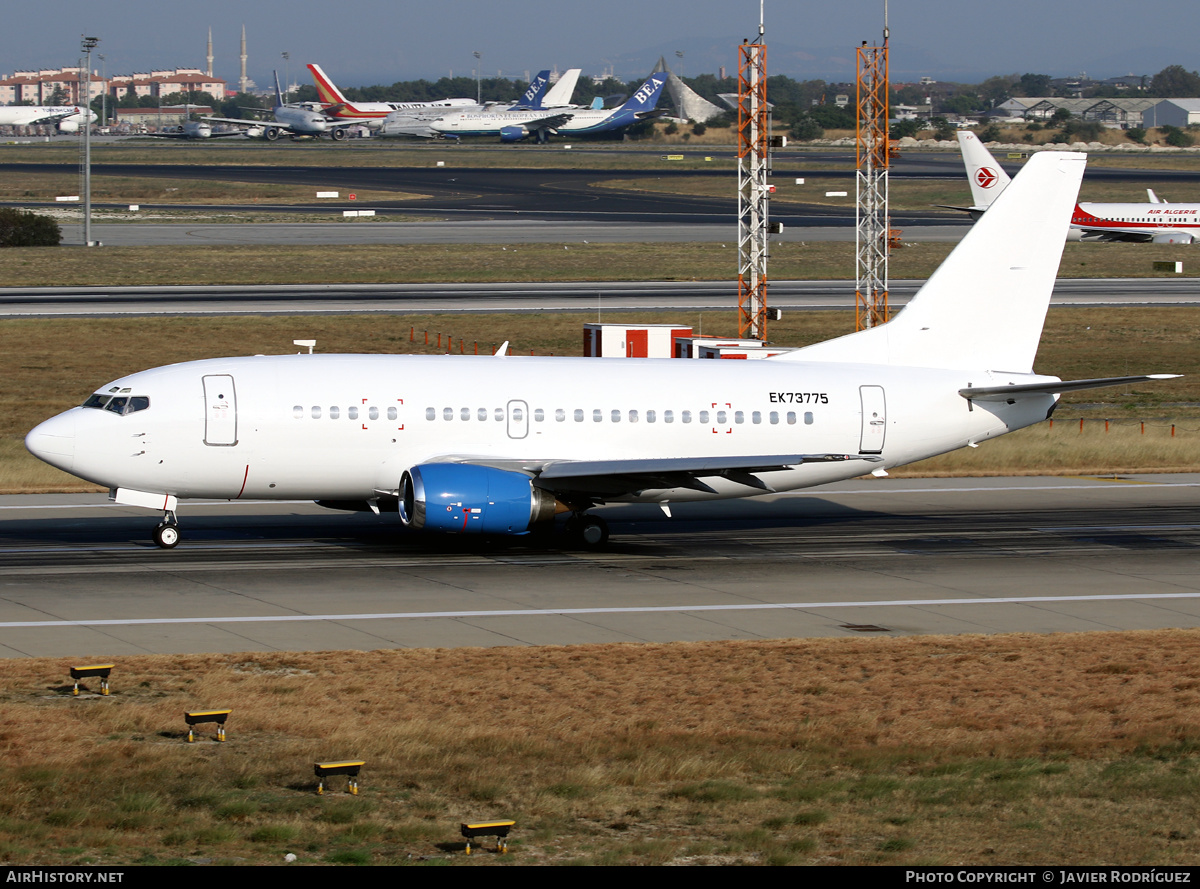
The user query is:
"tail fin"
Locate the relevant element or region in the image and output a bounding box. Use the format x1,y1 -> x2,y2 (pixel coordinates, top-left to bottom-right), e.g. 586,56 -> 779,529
308,63 -> 350,107
1148,188 -> 1164,204
622,72 -> 667,112
513,70 -> 551,109
780,151 -> 1086,373
273,70 -> 284,107
543,69 -> 581,107
958,131 -> 1012,211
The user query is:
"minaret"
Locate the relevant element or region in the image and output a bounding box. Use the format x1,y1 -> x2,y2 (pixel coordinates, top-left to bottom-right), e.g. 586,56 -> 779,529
239,25 -> 249,94
206,28 -> 213,77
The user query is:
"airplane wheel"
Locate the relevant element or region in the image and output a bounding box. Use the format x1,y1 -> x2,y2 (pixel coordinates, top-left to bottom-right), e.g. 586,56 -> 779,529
567,515 -> 608,549
154,522 -> 180,549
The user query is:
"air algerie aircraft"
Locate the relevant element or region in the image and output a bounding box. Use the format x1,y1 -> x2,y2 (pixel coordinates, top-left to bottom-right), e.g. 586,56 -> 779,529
25,151 -> 1179,550
955,131 -> 1200,243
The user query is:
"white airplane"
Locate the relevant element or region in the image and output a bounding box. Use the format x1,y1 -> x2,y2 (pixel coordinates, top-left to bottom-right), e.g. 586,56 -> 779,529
308,63 -> 481,129
25,151 -> 1178,550
0,105 -> 96,133
955,131 -> 1200,243
375,69 -> 587,140
205,71 -> 358,141
431,72 -> 667,143
147,109 -> 244,141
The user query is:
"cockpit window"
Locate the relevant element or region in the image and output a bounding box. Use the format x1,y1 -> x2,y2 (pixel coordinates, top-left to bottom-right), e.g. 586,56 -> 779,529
83,393 -> 149,415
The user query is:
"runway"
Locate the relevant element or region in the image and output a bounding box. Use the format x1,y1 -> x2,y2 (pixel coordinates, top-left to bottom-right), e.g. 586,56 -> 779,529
2,474 -> 1199,658
1,277 -> 1196,317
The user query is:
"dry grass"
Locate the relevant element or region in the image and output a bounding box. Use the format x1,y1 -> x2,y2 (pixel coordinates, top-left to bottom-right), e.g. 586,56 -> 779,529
3,308 -> 1199,493
4,630 -> 1200,865
901,419 -> 1200,477
1,241 -> 1197,288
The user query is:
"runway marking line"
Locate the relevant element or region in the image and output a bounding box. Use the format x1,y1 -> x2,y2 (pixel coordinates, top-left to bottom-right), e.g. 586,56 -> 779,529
2,592 -> 1199,630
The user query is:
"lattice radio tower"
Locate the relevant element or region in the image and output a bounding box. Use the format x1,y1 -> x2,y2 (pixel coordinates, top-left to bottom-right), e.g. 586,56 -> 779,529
736,4 -> 770,340
855,5 -> 891,330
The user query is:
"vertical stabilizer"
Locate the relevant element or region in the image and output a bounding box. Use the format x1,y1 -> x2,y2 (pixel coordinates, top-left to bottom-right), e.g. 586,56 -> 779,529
273,70 -> 284,108
621,73 -> 667,113
959,131 -> 1012,211
542,69 -> 581,108
513,70 -> 551,109
308,63 -> 349,107
781,151 -> 1086,373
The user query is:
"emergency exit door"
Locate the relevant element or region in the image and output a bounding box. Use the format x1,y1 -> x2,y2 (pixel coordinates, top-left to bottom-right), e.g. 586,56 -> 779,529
859,385 -> 886,454
202,374 -> 238,446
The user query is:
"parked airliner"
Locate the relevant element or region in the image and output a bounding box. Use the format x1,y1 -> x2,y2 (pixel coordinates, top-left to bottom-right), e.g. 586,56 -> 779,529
956,131 -> 1200,243
205,72 -> 358,141
0,105 -> 95,133
430,72 -> 667,142
25,151 -> 1177,549
308,62 -> 483,128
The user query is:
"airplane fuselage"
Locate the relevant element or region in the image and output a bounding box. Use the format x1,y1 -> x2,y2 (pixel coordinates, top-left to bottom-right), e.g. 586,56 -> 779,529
0,106 -> 94,132
27,354 -> 1053,506
1072,202 -> 1200,243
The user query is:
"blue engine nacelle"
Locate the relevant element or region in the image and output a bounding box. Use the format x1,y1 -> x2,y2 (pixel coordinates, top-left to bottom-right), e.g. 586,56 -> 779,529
499,126 -> 527,143
399,464 -> 559,534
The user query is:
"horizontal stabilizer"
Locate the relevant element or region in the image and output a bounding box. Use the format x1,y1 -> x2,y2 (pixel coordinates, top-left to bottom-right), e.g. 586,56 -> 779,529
960,374 -> 1181,402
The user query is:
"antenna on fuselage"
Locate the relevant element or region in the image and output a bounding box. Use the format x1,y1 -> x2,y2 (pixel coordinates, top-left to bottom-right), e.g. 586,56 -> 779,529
294,339 -> 316,354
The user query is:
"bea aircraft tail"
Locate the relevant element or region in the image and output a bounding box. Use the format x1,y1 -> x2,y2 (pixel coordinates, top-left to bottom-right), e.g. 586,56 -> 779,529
621,72 -> 668,114
511,70 -> 552,110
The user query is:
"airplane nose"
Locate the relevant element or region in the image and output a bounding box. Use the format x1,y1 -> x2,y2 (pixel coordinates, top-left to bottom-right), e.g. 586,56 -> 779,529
25,412 -> 76,472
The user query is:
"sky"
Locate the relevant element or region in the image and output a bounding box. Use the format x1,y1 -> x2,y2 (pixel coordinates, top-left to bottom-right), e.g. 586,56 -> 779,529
6,1 -> 1197,89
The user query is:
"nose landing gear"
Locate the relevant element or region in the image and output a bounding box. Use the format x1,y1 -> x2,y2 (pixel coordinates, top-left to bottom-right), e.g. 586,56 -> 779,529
153,511 -> 180,549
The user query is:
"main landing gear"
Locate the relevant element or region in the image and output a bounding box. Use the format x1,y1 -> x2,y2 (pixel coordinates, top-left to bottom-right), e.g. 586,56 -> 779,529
153,511 -> 180,549
564,513 -> 609,549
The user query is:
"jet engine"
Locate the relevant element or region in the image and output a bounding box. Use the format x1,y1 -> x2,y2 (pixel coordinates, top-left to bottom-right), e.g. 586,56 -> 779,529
57,119 -> 79,133
399,464 -> 560,534
499,126 -> 528,143
1152,232 -> 1194,244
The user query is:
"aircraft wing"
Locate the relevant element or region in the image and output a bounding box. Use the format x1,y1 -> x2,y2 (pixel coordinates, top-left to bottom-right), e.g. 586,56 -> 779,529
407,453 -> 880,499
24,110 -> 80,126
525,112 -> 574,130
1079,227 -> 1157,243
960,374 -> 1180,402
201,116 -> 267,129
